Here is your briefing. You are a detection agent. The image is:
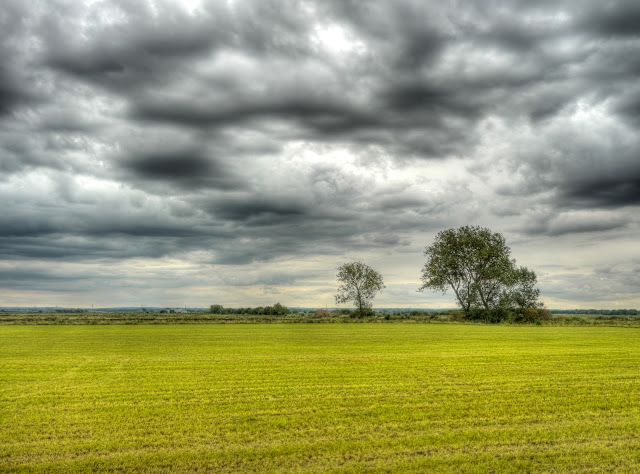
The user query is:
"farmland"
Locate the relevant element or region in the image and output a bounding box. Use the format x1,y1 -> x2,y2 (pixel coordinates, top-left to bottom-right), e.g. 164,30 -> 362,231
2,324 -> 640,472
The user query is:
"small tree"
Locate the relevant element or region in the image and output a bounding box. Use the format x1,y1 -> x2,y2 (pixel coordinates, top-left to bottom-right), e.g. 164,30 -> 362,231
271,302 -> 290,315
335,261 -> 385,316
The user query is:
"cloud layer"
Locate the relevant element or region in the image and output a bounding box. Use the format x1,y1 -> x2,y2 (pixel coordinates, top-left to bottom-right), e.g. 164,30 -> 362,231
1,0 -> 639,308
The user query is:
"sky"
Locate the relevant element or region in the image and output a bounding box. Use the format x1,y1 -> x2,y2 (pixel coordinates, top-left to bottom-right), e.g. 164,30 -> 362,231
1,0 -> 639,309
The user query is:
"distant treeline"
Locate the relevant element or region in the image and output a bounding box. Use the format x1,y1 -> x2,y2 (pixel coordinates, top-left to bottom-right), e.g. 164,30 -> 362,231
551,309 -> 638,315
3,309 -> 640,326
210,303 -> 291,315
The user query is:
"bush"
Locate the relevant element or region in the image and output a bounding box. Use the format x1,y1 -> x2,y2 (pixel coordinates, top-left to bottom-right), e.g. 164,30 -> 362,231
509,308 -> 551,323
465,307 -> 550,324
467,308 -> 489,322
352,307 -> 374,318
449,311 -> 468,322
272,303 -> 290,315
313,309 -> 332,318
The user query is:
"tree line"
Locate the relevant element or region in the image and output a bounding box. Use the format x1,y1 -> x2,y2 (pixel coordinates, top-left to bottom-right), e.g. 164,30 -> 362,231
210,302 -> 290,316
552,309 -> 638,316
335,226 -> 549,323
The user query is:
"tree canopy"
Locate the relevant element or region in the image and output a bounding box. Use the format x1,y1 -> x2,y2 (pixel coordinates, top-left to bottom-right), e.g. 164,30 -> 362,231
419,226 -> 543,319
335,261 -> 385,316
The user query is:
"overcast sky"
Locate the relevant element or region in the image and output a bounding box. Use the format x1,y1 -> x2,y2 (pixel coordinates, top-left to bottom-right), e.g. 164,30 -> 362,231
1,0 -> 639,309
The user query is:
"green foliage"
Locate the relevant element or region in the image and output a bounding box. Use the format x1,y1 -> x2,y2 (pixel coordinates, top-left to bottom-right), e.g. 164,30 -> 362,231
210,303 -> 290,316
553,308 -> 638,315
271,302 -> 290,315
335,261 -> 385,316
3,309 -> 637,326
499,266 -> 543,310
420,226 -> 543,320
464,307 -> 551,324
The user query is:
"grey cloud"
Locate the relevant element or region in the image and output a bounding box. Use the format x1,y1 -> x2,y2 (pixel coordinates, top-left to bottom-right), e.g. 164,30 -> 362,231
552,149 -> 640,210
0,2 -> 39,116
0,68 -> 30,116
0,265 -> 112,293
377,196 -> 426,211
130,150 -> 212,177
133,96 -> 381,136
579,1 -> 640,37
34,1 -> 476,159
526,216 -> 629,237
0,233 -> 198,261
563,174 -> 640,208
382,80 -> 482,118
540,264 -> 640,306
120,148 -> 242,191
615,92 -> 640,126
218,270 -> 301,287
205,196 -> 309,223
42,0 -> 322,95
43,2 -> 224,89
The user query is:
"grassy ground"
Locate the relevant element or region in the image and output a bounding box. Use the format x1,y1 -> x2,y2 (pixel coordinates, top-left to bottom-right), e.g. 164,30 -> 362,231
1,324 -> 640,472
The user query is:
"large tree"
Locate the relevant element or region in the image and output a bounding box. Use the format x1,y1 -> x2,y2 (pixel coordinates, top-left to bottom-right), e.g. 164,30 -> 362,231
419,226 -> 542,315
335,261 -> 385,316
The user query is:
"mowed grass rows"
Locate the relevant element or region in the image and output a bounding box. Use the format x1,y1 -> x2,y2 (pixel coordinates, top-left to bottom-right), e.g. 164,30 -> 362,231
1,324 -> 640,472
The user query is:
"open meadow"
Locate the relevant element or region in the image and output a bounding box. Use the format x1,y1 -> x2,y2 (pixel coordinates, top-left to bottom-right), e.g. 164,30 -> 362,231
2,324 -> 640,472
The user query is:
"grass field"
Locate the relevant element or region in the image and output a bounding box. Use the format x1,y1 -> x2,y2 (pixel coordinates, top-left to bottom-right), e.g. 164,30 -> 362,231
1,324 -> 640,472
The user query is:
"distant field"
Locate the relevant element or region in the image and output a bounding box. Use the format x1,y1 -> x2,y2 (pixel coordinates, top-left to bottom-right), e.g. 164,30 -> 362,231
2,324 -> 640,472
2,311 -> 640,326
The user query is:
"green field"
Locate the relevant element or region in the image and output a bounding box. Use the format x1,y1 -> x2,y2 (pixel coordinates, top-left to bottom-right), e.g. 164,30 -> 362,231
2,324 -> 639,472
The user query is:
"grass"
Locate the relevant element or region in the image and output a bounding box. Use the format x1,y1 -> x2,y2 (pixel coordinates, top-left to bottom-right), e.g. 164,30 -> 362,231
2,324 -> 640,472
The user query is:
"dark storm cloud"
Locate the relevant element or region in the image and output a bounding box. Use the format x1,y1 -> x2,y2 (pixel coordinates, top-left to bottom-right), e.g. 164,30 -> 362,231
41,0 -> 322,100
0,212 -> 204,240
0,2 -> 42,117
579,1 -> 640,37
133,96 -> 382,136
120,147 -> 243,190
30,0 -> 478,158
206,196 -> 309,223
563,174 -> 640,208
0,68 -> 30,116
615,93 -> 640,126
125,152 -> 211,179
42,2 -> 223,90
0,232 -> 213,261
497,126 -> 640,213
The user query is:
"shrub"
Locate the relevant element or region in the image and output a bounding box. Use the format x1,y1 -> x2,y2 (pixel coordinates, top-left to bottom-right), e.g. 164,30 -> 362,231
466,307 -> 549,324
352,307 -> 374,318
467,308 -> 489,322
449,311 -> 468,322
272,303 -> 290,315
313,309 -> 332,318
